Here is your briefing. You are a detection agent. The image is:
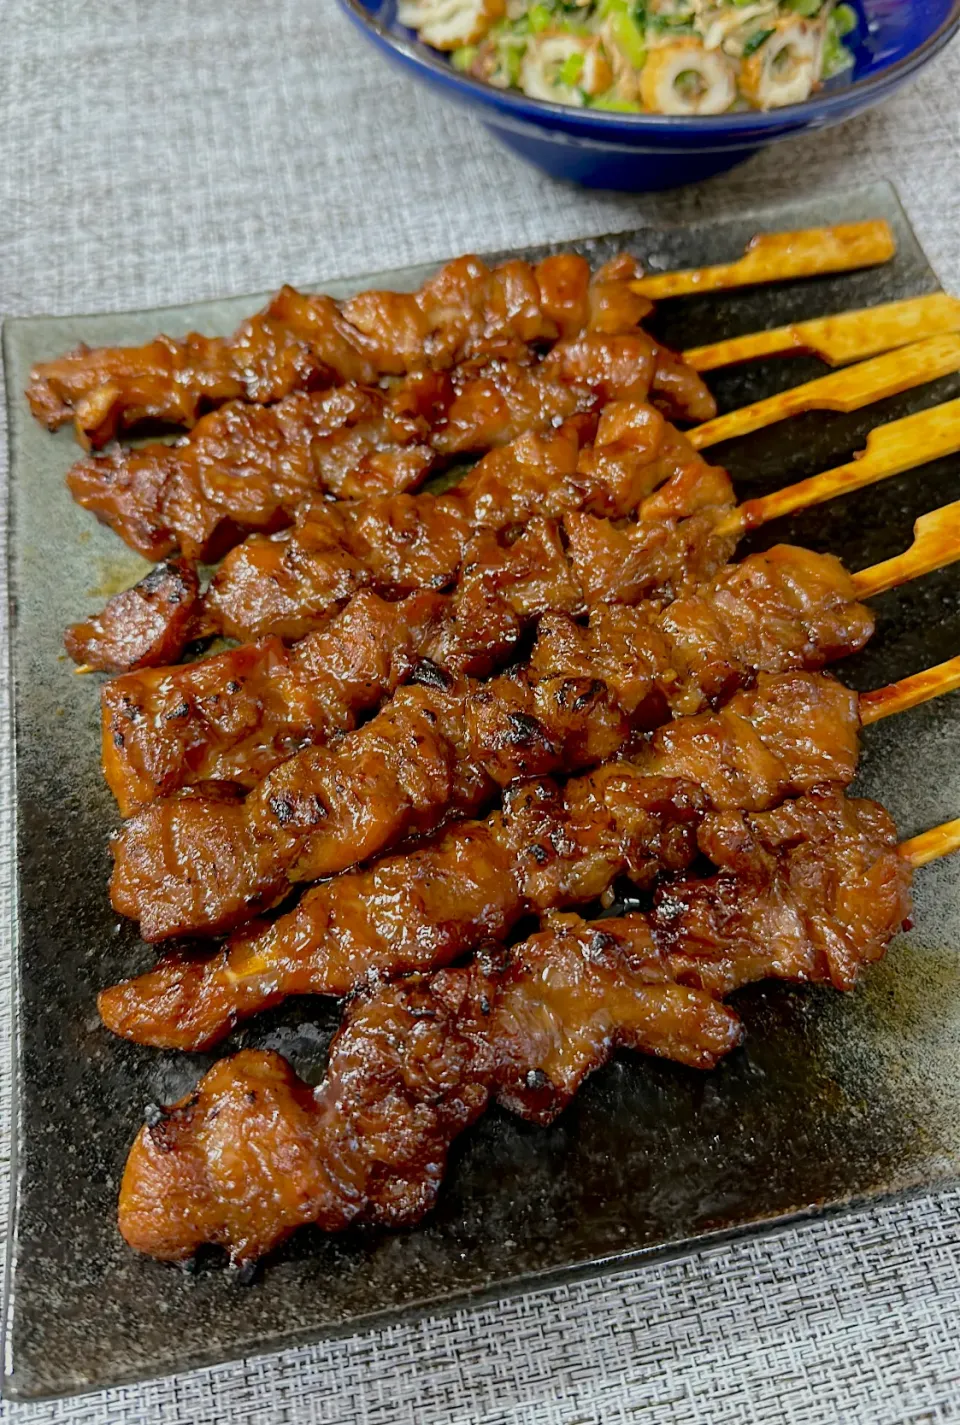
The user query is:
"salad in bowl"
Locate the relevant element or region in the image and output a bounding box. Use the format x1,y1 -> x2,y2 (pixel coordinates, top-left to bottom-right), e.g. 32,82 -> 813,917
396,0 -> 858,114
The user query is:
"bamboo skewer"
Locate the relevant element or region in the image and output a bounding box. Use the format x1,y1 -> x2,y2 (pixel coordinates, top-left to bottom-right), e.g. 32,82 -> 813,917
901,819 -> 960,867
715,399 -> 960,537
684,293 -> 960,373
860,656 -> 960,726
630,221 -> 896,300
689,334 -> 960,450
852,501 -> 960,599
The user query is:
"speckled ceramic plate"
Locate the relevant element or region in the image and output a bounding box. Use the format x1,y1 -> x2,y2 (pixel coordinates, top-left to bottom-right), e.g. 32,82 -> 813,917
6,180 -> 960,1401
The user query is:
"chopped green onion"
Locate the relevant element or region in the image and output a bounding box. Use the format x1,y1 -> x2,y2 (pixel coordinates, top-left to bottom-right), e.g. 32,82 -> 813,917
742,26 -> 774,57
822,3 -> 857,77
504,43 -> 525,84
451,44 -> 477,71
782,0 -> 822,14
558,51 -> 585,83
833,3 -> 858,36
608,9 -> 647,67
529,4 -> 554,32
647,12 -> 696,30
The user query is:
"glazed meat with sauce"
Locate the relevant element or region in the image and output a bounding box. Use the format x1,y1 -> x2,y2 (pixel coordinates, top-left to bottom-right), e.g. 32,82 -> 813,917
107,648 -> 638,940
101,541 -> 872,815
66,384 -> 438,563
102,589 -> 464,815
117,791 -> 910,1264
201,423 -> 729,647
64,330 -> 715,563
108,546 -> 874,939
65,399 -> 727,668
28,252 -> 660,447
98,670 -> 862,1045
64,560 -> 200,674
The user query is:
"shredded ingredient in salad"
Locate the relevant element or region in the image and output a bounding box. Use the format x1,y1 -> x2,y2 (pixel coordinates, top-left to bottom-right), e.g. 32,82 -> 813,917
397,0 -> 858,113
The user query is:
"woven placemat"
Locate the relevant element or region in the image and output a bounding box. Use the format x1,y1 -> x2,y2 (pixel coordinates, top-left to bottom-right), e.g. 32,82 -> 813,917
2,2 -> 960,1419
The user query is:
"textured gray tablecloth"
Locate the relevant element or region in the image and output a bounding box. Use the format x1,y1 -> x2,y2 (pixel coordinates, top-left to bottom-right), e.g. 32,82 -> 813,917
3,2 -> 960,1420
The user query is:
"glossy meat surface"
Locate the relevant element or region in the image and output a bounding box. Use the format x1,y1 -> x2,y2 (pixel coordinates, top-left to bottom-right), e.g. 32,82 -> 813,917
117,791 -> 908,1264
655,791 -> 912,995
102,589 -> 456,815
65,400 -> 725,670
66,385 -> 437,562
99,669 -> 862,1046
63,329 -> 715,562
29,253 -> 659,446
202,406 -> 724,645
108,545 -> 870,940
101,541 -> 872,826
108,651 -> 635,941
64,560 -> 201,673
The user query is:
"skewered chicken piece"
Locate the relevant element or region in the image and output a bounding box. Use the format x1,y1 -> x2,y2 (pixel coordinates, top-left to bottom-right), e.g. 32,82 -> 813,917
64,560 -> 201,675
65,395 -> 727,668
64,329 -> 715,563
108,545 -> 873,938
27,253 -> 655,448
99,667 -> 865,1041
101,490 -> 960,937
117,788 -> 913,1265
70,351 -> 960,669
200,402 -> 691,639
98,400 -> 960,811
100,539 -> 864,817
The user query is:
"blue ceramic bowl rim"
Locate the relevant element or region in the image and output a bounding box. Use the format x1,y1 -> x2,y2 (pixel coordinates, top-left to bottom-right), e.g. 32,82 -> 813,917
338,0 -> 960,136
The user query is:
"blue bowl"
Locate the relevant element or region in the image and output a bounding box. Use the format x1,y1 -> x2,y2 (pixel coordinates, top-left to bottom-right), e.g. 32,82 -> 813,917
337,0 -> 960,190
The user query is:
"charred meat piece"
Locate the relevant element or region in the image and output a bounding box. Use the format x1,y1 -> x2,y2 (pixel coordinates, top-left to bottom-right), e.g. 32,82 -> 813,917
108,565 -> 869,941
192,422 -> 730,650
65,400 -> 723,667
64,560 -> 200,673
199,401 -> 690,640
108,657 -> 636,941
62,328 -> 715,563
98,670 -> 862,1043
117,791 -> 908,1264
29,253 -> 664,446
100,540 -> 872,834
102,589 -> 457,815
65,385 -> 437,562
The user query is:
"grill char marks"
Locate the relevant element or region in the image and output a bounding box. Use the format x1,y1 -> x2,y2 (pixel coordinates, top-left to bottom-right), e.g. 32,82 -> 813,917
64,559 -> 201,674
66,398 -> 725,672
116,791 -> 908,1265
30,252 -> 717,451
99,669 -> 863,1043
61,322 -> 716,564
100,541 -> 872,815
102,544 -> 874,942
200,404 -> 721,647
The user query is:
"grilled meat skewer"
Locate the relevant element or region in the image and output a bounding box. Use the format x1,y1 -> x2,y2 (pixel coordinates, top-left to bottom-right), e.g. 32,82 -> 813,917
28,253 -> 661,447
101,540 -> 867,816
109,548 -> 873,939
66,396 -> 726,669
201,417 -> 726,648
65,330 -> 715,563
99,668 -> 862,1042
117,790 -> 910,1265
97,414 -> 960,809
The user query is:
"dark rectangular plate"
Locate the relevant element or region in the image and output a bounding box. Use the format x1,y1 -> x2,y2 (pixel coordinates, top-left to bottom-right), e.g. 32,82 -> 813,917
6,180 -> 960,1401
